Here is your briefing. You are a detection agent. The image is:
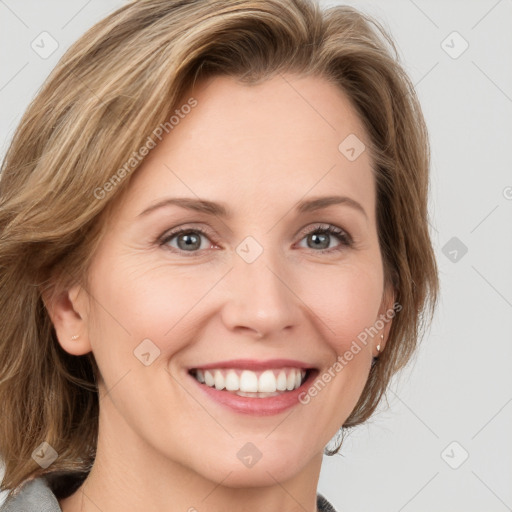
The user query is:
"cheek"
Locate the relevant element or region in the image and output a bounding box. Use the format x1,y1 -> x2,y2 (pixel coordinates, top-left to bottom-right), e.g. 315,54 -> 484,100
291,266 -> 383,430
88,259 -> 219,349
296,259 -> 384,353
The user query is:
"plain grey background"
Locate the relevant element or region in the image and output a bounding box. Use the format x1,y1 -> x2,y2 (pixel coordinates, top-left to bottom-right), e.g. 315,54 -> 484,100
1,1 -> 511,511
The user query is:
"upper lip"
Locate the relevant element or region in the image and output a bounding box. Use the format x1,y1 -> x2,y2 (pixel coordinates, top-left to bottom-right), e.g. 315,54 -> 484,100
189,359 -> 315,371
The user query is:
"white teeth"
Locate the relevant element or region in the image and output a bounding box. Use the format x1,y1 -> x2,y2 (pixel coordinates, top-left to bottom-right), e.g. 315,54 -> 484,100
286,371 -> 295,390
214,370 -> 225,390
204,370 -> 214,387
194,368 -> 307,393
225,370 -> 239,391
259,370 -> 277,392
239,370 -> 259,392
276,370 -> 287,391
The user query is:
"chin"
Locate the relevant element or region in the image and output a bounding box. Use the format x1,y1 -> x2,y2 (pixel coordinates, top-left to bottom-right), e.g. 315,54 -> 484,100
183,438 -> 316,488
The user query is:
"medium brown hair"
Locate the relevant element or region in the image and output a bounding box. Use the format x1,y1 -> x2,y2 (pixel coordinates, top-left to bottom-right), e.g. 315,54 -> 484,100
0,0 -> 438,497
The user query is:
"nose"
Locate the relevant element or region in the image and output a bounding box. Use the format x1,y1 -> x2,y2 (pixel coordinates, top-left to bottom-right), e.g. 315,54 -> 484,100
220,253 -> 302,340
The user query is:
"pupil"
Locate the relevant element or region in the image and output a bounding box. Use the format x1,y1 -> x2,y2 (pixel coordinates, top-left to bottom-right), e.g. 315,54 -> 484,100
178,233 -> 200,251
309,233 -> 329,250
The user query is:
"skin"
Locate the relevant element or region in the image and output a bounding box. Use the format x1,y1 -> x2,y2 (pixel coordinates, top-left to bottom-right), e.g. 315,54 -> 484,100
47,73 -> 394,512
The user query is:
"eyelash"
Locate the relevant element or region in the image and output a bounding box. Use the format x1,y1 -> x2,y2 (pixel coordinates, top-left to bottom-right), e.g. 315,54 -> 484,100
158,223 -> 353,256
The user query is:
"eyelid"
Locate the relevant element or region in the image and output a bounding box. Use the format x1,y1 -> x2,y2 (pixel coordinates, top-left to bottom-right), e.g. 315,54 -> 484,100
158,223 -> 220,247
295,222 -> 353,245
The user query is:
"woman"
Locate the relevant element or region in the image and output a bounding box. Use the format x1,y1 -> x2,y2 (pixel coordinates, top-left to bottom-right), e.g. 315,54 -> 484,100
0,0 -> 438,511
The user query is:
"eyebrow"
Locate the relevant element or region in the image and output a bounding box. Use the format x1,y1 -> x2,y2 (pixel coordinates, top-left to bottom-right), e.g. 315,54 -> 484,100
137,195 -> 367,219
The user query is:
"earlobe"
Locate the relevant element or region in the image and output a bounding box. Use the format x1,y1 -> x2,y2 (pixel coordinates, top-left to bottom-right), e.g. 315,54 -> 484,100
41,283 -> 92,356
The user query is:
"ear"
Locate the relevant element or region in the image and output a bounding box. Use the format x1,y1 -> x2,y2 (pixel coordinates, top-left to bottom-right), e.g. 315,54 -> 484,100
375,281 -> 397,355
41,283 -> 92,356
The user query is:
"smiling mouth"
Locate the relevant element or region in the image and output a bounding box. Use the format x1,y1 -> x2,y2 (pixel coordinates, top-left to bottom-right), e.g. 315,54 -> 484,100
189,367 -> 312,398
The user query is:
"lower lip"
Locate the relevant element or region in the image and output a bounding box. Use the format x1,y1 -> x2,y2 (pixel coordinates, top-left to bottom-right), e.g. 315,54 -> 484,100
188,370 -> 318,416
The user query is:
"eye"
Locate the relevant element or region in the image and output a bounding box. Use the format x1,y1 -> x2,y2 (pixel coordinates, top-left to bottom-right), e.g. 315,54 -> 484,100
296,223 -> 353,253
159,226 -> 217,254
158,223 -> 353,256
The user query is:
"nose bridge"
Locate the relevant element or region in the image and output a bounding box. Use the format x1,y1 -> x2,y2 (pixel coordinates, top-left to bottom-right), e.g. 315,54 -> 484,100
221,244 -> 300,337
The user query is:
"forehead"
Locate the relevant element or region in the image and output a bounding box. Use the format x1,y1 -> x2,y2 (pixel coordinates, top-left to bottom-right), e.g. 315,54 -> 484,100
116,73 -> 375,220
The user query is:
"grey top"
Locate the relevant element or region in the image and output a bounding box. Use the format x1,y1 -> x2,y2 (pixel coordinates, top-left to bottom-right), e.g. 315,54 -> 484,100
1,473 -> 338,512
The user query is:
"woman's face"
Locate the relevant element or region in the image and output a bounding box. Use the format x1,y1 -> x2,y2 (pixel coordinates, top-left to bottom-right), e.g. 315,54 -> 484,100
68,73 -> 392,486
